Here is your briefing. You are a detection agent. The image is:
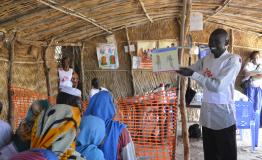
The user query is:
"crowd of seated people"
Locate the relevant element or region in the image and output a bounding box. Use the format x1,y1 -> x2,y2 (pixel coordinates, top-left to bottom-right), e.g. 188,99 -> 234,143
0,77 -> 136,160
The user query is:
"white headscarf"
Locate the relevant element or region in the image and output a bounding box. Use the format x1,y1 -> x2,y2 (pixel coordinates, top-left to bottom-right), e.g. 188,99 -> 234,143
0,120 -> 12,149
60,86 -> 82,97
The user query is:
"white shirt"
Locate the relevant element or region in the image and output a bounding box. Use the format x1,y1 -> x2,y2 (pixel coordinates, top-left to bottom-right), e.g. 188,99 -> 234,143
243,62 -> 262,87
89,87 -> 108,98
190,50 -> 242,130
0,120 -> 12,149
58,68 -> 73,88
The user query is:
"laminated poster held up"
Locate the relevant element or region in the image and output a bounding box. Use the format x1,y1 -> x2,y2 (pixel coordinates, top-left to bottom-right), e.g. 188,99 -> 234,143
151,47 -> 179,72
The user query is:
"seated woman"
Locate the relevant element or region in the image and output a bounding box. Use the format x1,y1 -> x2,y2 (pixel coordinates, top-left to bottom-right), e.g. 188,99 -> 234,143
31,87 -> 84,160
0,100 -> 49,160
10,148 -> 58,160
15,100 -> 50,152
0,101 -> 12,149
84,91 -> 136,160
76,115 -> 105,160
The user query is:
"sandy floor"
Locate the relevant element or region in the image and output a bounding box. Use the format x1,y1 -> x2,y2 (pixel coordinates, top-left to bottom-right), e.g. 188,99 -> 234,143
176,122 -> 262,160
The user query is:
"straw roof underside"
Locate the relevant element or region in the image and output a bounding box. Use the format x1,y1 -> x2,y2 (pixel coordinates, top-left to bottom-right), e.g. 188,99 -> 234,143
0,0 -> 261,44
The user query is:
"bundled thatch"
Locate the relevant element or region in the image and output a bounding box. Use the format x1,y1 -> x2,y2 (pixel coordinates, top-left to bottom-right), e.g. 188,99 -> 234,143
0,0 -> 261,44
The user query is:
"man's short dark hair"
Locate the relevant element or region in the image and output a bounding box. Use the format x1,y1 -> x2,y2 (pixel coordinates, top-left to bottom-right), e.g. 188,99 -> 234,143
91,78 -> 100,89
56,92 -> 81,109
211,28 -> 229,45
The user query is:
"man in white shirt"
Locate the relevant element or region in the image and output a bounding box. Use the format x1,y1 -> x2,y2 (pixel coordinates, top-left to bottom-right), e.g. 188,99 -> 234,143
177,28 -> 241,160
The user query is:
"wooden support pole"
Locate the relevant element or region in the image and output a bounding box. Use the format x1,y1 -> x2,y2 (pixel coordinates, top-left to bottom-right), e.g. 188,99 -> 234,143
80,43 -> 87,100
17,37 -> 82,47
7,33 -> 16,128
42,39 -> 54,99
177,0 -> 190,160
125,27 -> 135,96
229,29 -> 234,53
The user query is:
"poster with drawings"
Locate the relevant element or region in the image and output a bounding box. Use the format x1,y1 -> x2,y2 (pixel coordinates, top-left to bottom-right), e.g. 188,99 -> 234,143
151,47 -> 179,72
96,43 -> 119,69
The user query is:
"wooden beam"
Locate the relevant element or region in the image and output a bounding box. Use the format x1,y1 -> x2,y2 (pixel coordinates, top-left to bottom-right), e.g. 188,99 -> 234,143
185,0 -> 192,35
206,21 -> 262,36
17,38 -> 82,46
42,38 -> 54,99
178,0 -> 190,160
204,0 -> 233,21
137,0 -> 153,23
7,32 -> 17,128
80,43 -> 87,100
125,27 -> 135,96
36,0 -> 112,33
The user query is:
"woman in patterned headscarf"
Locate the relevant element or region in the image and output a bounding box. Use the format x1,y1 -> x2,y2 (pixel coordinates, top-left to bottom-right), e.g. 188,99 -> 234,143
31,87 -> 84,160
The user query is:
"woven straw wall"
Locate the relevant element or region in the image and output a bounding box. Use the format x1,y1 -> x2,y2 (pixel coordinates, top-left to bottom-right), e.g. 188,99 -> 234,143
82,19 -> 181,98
0,41 -> 58,120
83,31 -> 133,98
0,41 -> 9,120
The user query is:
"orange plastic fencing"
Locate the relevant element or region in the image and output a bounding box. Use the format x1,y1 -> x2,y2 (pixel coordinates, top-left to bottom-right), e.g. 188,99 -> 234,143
11,86 -> 88,129
115,88 -> 178,160
11,87 -> 178,160
11,86 -> 48,129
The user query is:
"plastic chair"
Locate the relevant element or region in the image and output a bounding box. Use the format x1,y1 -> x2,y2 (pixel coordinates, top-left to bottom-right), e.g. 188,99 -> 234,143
235,101 -> 257,151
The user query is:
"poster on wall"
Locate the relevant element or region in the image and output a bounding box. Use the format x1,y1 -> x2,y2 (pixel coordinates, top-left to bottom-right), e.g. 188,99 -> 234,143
190,12 -> 203,31
96,43 -> 119,69
151,47 -> 179,72
136,40 -> 157,69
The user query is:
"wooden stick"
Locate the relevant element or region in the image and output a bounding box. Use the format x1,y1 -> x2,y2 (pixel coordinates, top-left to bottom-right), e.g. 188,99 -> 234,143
42,38 -> 54,98
206,21 -> 262,36
125,27 -> 135,96
178,0 -> 190,160
204,0 -> 233,21
137,0 -> 153,23
7,32 -> 16,128
37,0 -> 112,33
17,38 -> 82,46
80,43 -> 87,100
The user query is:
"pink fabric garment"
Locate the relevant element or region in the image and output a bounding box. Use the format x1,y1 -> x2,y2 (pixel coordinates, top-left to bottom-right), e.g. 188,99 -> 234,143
10,151 -> 47,160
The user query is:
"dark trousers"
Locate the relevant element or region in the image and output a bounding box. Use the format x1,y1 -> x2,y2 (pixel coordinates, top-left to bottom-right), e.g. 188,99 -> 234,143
202,125 -> 237,160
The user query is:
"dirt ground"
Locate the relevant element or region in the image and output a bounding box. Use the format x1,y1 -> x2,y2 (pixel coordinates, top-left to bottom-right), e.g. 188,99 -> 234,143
176,122 -> 262,160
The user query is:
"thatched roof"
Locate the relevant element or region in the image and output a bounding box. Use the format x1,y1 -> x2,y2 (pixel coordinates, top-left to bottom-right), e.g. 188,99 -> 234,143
0,0 -> 261,45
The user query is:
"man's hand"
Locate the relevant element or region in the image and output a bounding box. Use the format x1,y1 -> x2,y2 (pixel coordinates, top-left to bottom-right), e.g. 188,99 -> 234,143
176,67 -> 194,76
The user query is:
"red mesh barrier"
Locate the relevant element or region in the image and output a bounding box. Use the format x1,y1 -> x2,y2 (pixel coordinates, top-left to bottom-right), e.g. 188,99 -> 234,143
11,86 -> 48,129
11,87 -> 178,159
115,88 -> 178,160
